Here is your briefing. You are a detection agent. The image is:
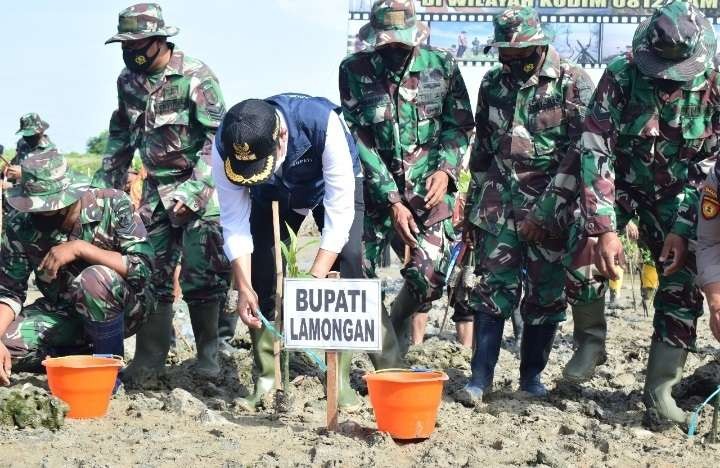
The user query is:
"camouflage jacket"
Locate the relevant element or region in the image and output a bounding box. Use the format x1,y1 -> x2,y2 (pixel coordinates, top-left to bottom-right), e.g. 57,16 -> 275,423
92,49 -> 226,222
580,54 -> 720,239
339,44 -> 474,226
0,189 -> 154,317
465,47 -> 594,235
12,135 -> 55,166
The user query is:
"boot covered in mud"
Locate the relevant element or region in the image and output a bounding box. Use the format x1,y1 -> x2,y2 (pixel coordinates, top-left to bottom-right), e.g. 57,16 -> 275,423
563,299 -> 607,383
237,326 -> 276,411
519,322 -> 558,397
455,313 -> 504,406
121,301 -> 174,387
643,340 -> 689,428
369,306 -> 404,370
337,352 -> 362,411
390,284 -> 423,356
188,301 -> 222,379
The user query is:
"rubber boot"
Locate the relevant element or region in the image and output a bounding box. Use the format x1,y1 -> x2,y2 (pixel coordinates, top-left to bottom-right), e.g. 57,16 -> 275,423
218,310 -> 239,350
519,323 -> 558,397
84,313 -> 125,357
369,307 -> 404,370
121,301 -> 174,386
643,340 -> 689,426
390,284 -> 422,356
455,313 -> 504,406
562,299 -> 607,383
337,352 -> 362,411
236,326 -> 276,411
188,301 -> 221,379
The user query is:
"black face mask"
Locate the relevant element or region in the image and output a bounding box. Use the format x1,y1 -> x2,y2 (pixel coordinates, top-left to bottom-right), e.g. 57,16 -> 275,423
377,44 -> 413,72
654,78 -> 683,94
500,48 -> 543,83
30,210 -> 66,234
23,135 -> 41,148
123,39 -> 161,73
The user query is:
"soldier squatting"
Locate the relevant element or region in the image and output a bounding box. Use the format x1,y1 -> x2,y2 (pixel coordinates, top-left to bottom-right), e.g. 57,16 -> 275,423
1,0 -> 719,432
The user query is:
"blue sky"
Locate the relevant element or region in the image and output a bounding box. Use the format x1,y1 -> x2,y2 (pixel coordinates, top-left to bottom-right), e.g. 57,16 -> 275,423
0,0 -> 349,152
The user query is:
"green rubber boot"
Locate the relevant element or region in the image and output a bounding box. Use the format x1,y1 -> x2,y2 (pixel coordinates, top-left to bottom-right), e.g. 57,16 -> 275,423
121,301 -> 174,387
189,301 -> 221,379
643,340 -> 689,427
389,284 -> 422,357
369,306 -> 404,370
236,326 -> 276,412
337,352 -> 362,411
562,299 -> 607,383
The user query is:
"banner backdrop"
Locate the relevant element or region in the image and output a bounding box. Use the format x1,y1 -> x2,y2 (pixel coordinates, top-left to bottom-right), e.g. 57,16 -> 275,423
348,0 -> 720,67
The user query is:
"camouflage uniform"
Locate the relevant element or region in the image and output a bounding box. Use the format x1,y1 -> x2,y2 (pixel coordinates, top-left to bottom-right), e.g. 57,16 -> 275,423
12,113 -> 54,166
93,11 -> 229,306
0,151 -> 154,369
579,47 -> 719,351
466,35 -> 595,324
339,1 -> 474,305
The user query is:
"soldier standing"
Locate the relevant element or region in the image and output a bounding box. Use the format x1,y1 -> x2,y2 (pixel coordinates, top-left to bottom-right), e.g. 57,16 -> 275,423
93,3 -> 230,382
579,0 -> 718,427
0,150 -> 154,385
339,0 -> 474,352
6,113 -> 56,182
457,6 -> 596,403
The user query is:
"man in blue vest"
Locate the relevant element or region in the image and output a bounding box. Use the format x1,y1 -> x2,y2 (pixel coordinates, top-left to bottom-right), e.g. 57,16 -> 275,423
212,95 -> 402,411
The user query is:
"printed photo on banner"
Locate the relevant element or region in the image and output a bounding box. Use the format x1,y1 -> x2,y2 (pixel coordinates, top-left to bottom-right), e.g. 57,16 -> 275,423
430,21 -> 495,61
544,23 -> 601,66
601,23 -> 636,63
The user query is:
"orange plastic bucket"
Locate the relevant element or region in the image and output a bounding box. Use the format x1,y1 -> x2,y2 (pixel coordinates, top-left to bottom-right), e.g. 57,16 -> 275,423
42,355 -> 123,419
363,369 -> 448,439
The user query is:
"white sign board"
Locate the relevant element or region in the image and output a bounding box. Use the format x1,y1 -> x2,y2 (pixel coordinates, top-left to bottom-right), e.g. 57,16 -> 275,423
283,278 -> 382,352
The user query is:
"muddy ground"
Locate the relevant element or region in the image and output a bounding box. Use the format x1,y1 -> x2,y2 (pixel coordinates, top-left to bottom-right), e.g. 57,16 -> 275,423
2,245 -> 720,467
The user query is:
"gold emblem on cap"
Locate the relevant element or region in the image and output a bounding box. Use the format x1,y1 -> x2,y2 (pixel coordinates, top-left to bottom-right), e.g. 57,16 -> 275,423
233,142 -> 257,161
224,154 -> 274,185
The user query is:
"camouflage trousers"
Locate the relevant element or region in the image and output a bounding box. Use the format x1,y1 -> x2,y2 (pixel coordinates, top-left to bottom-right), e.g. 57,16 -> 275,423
364,206 -> 453,305
146,207 -> 230,306
465,216 -> 606,325
618,198 -> 701,350
2,265 -> 152,370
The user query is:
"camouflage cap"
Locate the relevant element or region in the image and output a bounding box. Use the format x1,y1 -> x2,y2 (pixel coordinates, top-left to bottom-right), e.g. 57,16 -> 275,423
485,6 -> 550,52
105,3 -> 179,45
358,0 -> 429,48
15,113 -> 49,137
632,0 -> 715,81
6,149 -> 87,213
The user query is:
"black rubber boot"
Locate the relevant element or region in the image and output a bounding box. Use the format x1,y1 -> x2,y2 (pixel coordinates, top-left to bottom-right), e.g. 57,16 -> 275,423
121,302 -> 174,386
84,313 -> 125,357
390,284 -> 423,356
369,307 -> 404,370
519,323 -> 558,397
563,299 -> 607,383
455,313 -> 504,406
643,340 -> 689,428
188,301 -> 221,379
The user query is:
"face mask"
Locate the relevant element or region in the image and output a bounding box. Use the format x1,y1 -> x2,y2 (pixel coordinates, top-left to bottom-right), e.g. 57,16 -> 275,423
654,78 -> 683,94
500,48 -> 543,83
123,39 -> 161,73
30,210 -> 66,234
23,135 -> 41,148
377,44 -> 413,71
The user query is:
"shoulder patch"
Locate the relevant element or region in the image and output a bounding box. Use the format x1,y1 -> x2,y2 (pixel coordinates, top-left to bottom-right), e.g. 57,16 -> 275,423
702,185 -> 720,220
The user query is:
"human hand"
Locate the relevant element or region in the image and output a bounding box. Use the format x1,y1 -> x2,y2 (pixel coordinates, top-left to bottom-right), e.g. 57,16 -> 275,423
424,171 -> 449,209
391,202 -> 419,248
518,218 -> 548,243
0,342 -> 11,386
659,233 -> 687,276
5,165 -> 21,181
594,232 -> 624,280
39,240 -> 81,281
237,287 -> 262,329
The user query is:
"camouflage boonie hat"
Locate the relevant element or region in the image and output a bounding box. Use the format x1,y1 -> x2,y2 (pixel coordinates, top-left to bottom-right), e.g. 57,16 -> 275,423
15,113 -> 49,137
484,6 -> 550,53
105,3 -> 179,44
6,149 -> 87,213
632,0 -> 715,81
359,0 -> 429,48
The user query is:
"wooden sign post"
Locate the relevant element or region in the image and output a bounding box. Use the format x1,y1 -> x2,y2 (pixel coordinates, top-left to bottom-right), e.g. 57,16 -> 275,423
283,277 -> 382,432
